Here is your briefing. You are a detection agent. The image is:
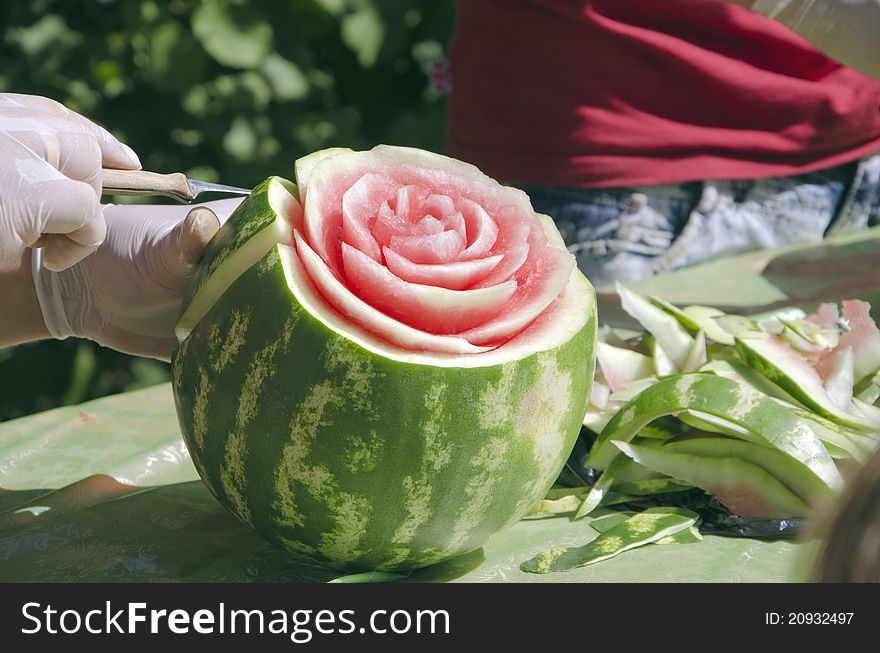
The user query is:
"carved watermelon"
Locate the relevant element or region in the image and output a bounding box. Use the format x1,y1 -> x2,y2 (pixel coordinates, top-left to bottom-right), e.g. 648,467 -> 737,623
172,146 -> 596,571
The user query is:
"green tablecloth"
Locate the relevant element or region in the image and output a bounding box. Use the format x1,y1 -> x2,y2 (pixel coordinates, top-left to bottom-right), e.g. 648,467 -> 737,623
9,226 -> 878,583
0,384 -> 812,582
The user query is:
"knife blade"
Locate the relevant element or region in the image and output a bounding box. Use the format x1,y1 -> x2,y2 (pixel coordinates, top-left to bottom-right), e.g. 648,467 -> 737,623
101,168 -> 251,203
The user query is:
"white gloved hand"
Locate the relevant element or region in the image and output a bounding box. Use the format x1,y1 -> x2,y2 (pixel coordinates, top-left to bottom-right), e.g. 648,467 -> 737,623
32,198 -> 243,361
0,93 -> 141,271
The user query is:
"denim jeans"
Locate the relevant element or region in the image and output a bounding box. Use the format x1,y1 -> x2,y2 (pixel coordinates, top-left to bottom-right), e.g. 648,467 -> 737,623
522,153 -> 880,289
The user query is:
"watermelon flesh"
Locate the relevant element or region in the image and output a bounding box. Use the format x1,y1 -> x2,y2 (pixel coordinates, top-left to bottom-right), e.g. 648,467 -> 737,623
814,300 -> 880,385
299,146 -> 575,348
172,147 -> 597,571
383,248 -> 504,291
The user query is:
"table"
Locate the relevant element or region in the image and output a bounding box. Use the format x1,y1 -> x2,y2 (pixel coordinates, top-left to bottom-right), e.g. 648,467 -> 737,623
9,226 -> 877,582
0,384 -> 811,582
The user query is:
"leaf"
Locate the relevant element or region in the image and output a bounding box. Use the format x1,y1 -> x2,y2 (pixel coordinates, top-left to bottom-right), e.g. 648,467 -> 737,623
340,4 -> 384,68
192,4 -> 273,69
521,508 -> 699,574
223,116 -> 258,161
6,14 -> 79,56
147,20 -> 208,90
261,53 -> 309,101
314,0 -> 348,16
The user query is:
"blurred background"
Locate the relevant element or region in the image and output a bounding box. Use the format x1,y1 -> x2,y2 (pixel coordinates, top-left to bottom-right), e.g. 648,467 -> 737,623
0,0 -> 454,421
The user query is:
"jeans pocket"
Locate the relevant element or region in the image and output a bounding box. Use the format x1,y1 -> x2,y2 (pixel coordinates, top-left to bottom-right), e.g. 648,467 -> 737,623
655,171 -> 851,275
652,184 -> 720,274
524,184 -> 700,287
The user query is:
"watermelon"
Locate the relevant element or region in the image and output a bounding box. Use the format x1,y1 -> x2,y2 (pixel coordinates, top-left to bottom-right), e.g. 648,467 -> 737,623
172,146 -> 597,572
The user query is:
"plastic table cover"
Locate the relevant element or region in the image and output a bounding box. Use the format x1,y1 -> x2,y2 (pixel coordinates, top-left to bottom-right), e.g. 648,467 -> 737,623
7,225 -> 878,583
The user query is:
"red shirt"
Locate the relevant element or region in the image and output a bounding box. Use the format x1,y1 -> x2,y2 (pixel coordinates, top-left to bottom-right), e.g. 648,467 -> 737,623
447,0 -> 880,188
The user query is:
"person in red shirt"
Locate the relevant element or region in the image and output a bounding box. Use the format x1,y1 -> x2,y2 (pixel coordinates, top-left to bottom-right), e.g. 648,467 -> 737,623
447,0 -> 880,287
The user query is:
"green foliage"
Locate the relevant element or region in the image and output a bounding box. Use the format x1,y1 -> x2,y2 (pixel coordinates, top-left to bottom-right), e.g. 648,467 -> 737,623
0,0 -> 453,420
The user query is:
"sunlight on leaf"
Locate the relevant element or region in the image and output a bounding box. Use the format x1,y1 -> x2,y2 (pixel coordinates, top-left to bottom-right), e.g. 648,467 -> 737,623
341,5 -> 384,68
261,53 -> 309,101
192,4 -> 272,69
223,115 -> 258,160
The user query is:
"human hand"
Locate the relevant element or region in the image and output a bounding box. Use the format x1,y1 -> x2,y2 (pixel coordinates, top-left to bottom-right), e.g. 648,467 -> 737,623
32,198 -> 243,361
0,93 -> 141,271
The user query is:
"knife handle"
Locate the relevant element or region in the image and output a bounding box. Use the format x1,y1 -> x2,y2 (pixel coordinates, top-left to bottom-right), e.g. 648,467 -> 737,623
101,169 -> 193,203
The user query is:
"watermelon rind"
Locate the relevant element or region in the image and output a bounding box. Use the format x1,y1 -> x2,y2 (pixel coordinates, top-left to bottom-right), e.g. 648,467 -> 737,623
176,177 -> 297,342
718,315 -> 878,432
660,437 -> 835,506
172,153 -> 597,571
585,374 -> 841,493
613,441 -> 811,518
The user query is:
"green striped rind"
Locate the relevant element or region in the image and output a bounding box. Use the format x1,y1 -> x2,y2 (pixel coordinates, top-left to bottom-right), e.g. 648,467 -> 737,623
614,441 -> 811,518
590,511 -> 702,543
327,571 -> 408,584
731,337 -> 876,432
660,437 -> 834,504
636,415 -> 690,440
521,507 -> 698,574
573,453 -> 689,520
173,253 -> 595,572
611,477 -> 693,496
523,488 -> 589,519
588,512 -> 637,533
176,177 -> 297,341
717,315 -> 877,432
655,526 -> 703,545
585,374 -> 841,492
574,454 -> 630,519
790,409 -> 875,462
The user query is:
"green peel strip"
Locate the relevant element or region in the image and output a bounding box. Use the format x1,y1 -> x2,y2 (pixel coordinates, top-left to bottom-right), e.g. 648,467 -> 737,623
590,511 -> 701,545
575,454 -> 630,519
328,571 -> 409,583
585,373 -> 841,493
524,488 -> 590,519
521,508 -> 698,574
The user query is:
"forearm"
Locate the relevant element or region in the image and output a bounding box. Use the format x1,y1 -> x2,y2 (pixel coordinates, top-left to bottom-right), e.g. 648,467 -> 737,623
0,250 -> 49,347
727,1 -> 880,80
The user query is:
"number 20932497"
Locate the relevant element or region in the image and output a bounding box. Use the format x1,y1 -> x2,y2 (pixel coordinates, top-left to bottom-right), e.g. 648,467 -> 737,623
765,613 -> 854,625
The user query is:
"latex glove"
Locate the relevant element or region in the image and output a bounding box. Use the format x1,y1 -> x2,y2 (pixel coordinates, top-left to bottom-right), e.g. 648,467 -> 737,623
32,198 -> 243,361
0,93 -> 141,271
